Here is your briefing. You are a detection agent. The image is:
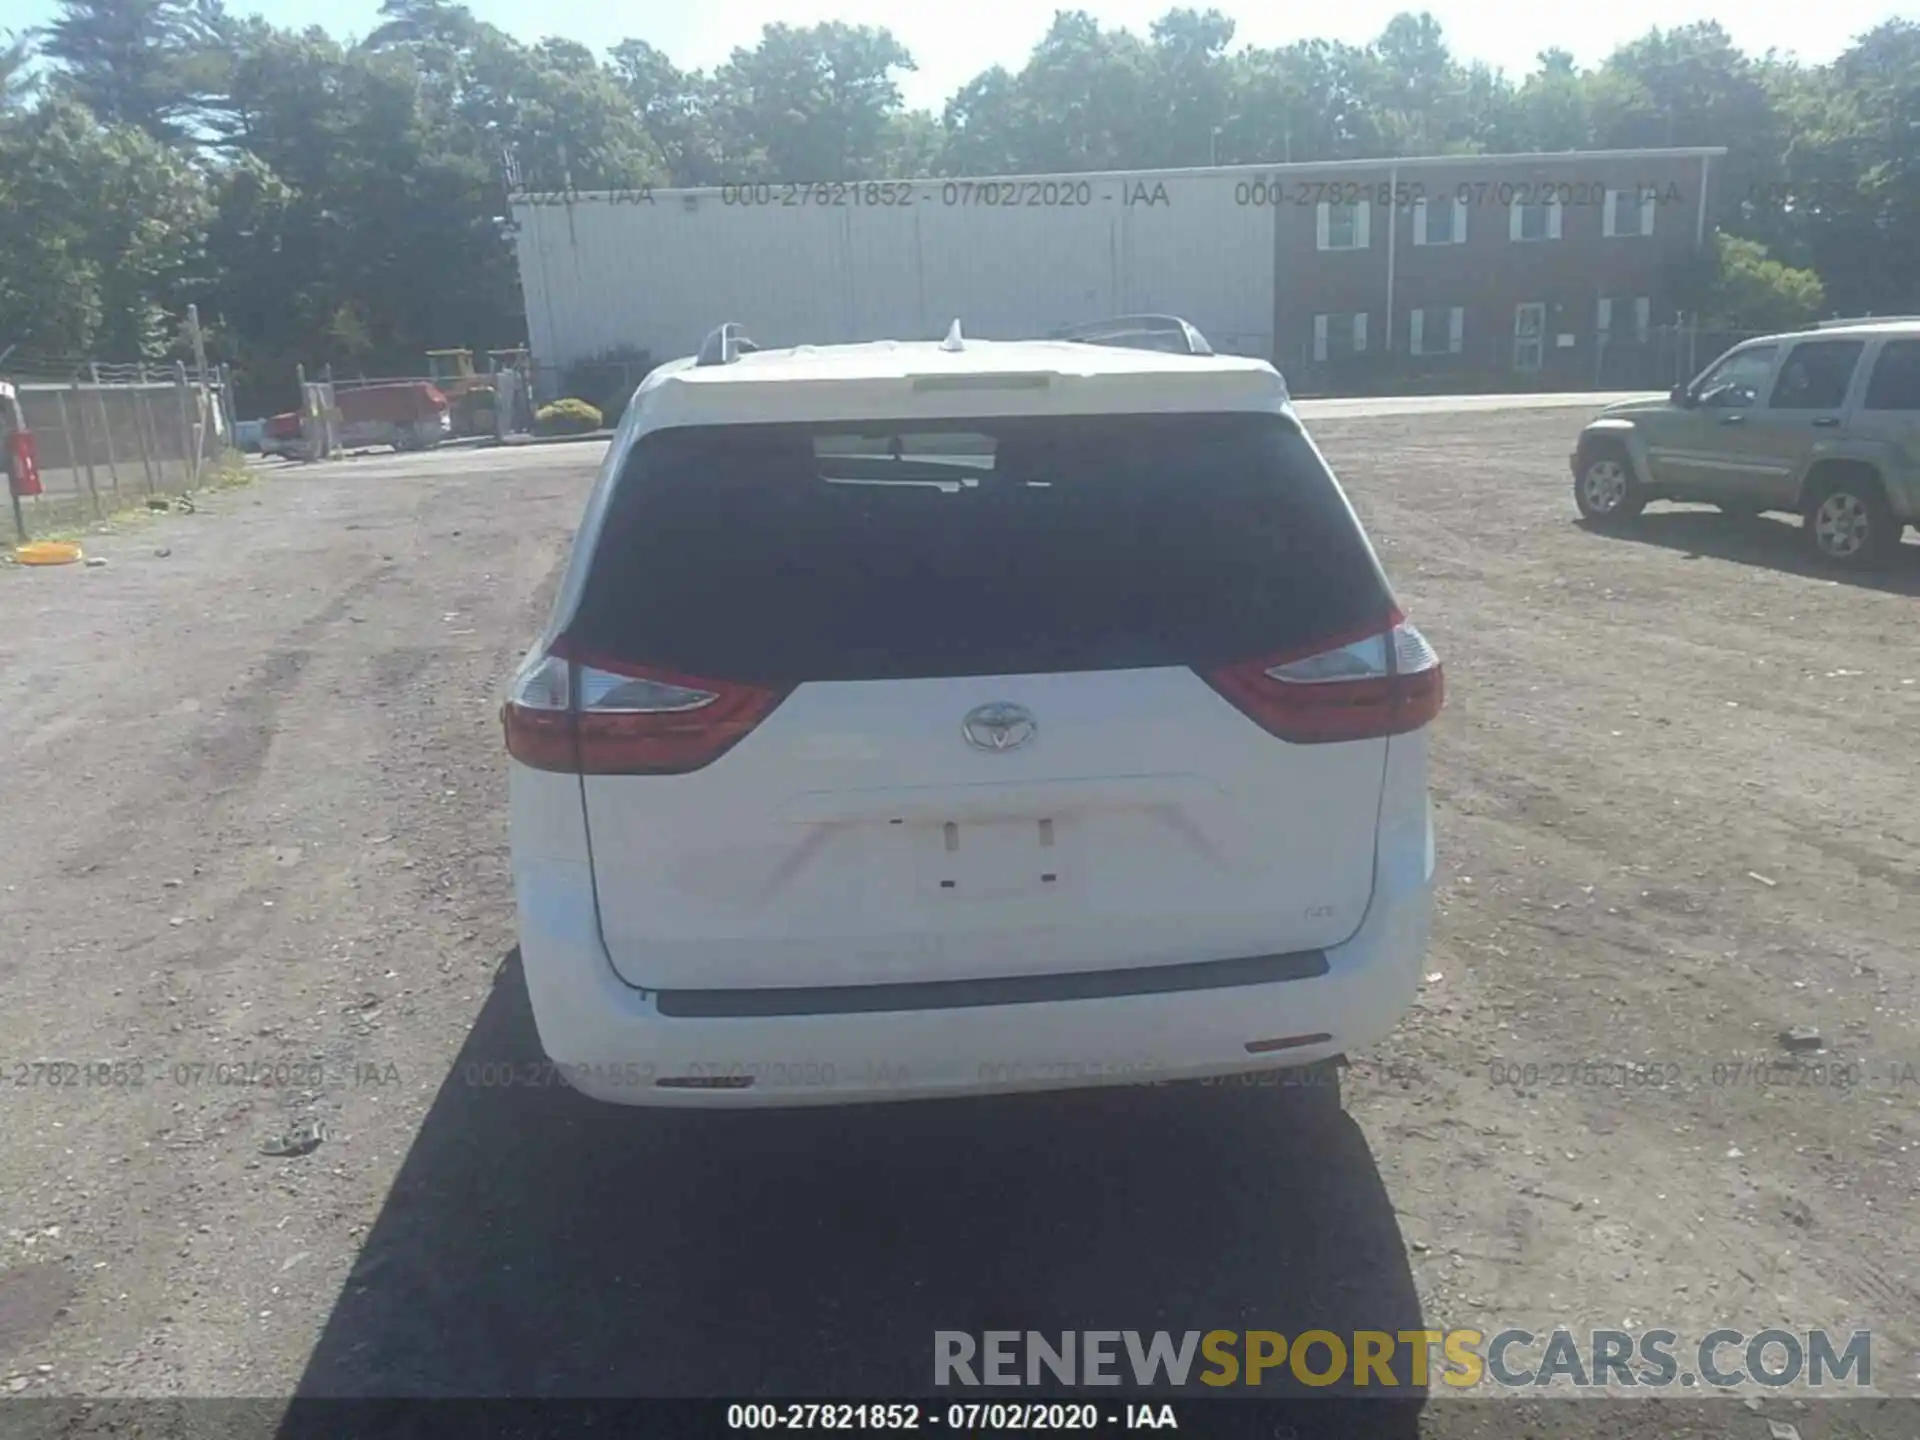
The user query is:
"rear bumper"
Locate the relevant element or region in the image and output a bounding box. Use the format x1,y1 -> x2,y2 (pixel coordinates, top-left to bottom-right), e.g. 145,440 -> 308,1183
514,818 -> 1432,1110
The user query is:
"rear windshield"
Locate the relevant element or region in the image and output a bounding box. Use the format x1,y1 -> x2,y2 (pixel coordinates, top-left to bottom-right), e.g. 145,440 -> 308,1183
564,412 -> 1391,683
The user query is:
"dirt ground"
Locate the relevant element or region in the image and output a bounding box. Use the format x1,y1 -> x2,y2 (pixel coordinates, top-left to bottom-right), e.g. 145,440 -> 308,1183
0,408 -> 1915,1437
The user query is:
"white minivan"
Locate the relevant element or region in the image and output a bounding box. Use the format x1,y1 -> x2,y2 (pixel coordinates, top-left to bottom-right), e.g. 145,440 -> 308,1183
504,318 -> 1441,1107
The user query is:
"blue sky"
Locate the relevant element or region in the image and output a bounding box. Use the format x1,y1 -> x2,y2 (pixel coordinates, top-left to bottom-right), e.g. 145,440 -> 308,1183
12,0 -> 1919,110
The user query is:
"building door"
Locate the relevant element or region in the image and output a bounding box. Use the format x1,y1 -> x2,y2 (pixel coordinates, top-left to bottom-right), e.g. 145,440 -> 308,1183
1513,303 -> 1546,373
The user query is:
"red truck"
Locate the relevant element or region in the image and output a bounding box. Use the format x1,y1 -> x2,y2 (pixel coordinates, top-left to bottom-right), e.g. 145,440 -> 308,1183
337,382 -> 452,451
261,381 -> 452,459
260,411 -> 305,459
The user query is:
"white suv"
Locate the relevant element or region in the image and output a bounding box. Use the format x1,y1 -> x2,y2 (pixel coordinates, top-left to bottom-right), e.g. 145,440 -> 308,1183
504,317 -> 1441,1107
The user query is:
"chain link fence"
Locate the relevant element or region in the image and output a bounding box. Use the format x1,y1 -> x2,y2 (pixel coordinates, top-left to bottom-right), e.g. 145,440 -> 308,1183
8,361 -> 234,536
1282,324 -> 1697,398
531,351 -> 655,429
1279,323 -> 1787,398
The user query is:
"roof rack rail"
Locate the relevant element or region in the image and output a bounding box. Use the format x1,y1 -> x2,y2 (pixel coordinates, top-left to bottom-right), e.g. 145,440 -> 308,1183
1813,314 -> 1920,328
695,322 -> 759,366
1050,314 -> 1214,357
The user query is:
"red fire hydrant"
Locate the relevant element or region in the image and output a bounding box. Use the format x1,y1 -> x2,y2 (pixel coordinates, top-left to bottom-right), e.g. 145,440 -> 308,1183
7,430 -> 43,499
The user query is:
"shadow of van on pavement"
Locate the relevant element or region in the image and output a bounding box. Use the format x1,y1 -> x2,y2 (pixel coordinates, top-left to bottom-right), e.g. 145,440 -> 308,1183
283,949 -> 1425,1435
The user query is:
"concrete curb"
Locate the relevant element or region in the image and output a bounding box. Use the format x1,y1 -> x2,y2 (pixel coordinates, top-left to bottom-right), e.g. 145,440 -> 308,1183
495,430 -> 615,447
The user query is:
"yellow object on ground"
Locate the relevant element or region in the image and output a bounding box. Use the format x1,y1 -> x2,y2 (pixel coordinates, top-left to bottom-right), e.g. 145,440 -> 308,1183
13,541 -> 83,565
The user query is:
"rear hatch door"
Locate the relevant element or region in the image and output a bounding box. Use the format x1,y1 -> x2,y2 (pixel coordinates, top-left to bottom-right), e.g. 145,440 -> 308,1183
564,412 -> 1395,992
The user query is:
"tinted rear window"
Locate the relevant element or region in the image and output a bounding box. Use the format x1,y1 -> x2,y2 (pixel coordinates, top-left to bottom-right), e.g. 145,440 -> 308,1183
1864,340 -> 1920,411
565,412 -> 1391,684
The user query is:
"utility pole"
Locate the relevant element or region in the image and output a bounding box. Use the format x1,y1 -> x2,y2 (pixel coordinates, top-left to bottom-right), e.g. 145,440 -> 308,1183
185,304 -> 213,466
186,304 -> 210,389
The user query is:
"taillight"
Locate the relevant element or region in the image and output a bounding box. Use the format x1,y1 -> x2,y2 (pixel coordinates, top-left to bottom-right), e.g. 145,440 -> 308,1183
1203,613 -> 1444,744
501,653 -> 576,770
502,646 -> 789,775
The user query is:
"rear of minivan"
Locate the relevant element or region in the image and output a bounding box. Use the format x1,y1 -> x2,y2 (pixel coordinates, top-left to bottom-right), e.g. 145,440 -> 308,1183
506,362 -> 1438,1106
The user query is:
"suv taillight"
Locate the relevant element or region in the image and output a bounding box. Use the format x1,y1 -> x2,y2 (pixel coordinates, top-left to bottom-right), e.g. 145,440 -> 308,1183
502,646 -> 789,775
1202,613 -> 1444,744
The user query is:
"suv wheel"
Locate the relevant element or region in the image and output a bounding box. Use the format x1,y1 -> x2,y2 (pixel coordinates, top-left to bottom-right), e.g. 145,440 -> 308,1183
1574,447 -> 1645,523
1804,477 -> 1897,569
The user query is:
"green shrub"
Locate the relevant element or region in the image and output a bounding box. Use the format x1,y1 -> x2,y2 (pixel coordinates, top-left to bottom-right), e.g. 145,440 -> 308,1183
535,397 -> 603,435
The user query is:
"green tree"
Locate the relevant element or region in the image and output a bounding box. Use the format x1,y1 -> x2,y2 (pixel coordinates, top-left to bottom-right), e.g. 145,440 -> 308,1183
1,29 -> 38,111
938,66 -> 1026,176
470,35 -> 663,192
206,20 -> 522,385
1233,40 -> 1390,163
0,98 -> 209,356
1147,8 -> 1236,166
40,0 -> 212,140
1698,233 -> 1825,330
1777,21 -> 1920,315
711,22 -> 915,182
879,108 -> 943,176
1496,49 -> 1595,152
362,0 -> 662,192
195,150 -> 309,406
610,39 -> 730,185
1368,13 -> 1463,154
1589,23 -> 1784,222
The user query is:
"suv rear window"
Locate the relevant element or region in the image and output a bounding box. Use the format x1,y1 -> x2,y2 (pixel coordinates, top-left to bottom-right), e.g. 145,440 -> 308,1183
565,412 -> 1392,684
1864,340 -> 1920,411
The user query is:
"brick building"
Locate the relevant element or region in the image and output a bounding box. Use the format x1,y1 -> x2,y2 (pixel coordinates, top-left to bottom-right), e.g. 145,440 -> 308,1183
1265,147 -> 1724,391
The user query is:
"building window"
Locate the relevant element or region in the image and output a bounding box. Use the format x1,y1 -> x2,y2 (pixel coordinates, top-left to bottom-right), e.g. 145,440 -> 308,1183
1508,197 -> 1563,243
1603,188 -> 1657,238
1412,195 -> 1466,246
1408,306 -> 1464,356
1313,312 -> 1369,362
1513,302 -> 1546,372
1597,296 -> 1651,343
1316,200 -> 1370,251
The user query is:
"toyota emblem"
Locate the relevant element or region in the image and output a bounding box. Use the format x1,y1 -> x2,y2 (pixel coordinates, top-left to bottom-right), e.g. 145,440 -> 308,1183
961,702 -> 1037,753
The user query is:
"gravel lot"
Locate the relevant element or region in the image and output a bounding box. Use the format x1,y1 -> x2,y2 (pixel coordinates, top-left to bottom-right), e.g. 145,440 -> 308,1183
1,407 -> 1915,1436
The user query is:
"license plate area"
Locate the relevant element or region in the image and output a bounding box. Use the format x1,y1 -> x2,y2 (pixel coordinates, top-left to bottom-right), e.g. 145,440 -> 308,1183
914,816 -> 1067,899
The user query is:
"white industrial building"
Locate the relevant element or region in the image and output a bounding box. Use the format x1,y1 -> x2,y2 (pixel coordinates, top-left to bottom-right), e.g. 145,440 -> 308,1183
507,167 -> 1279,392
